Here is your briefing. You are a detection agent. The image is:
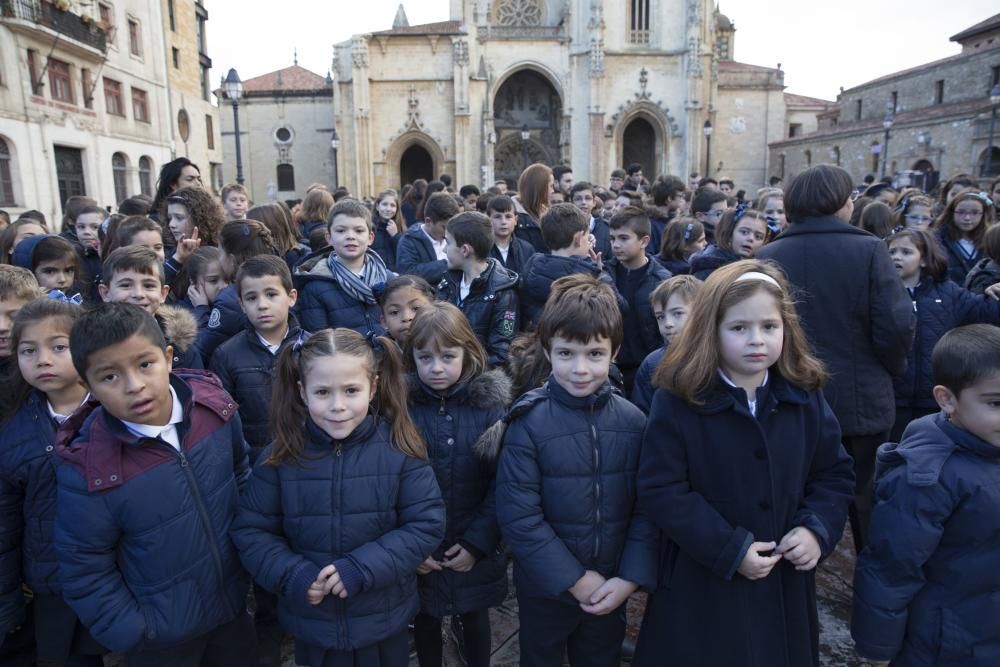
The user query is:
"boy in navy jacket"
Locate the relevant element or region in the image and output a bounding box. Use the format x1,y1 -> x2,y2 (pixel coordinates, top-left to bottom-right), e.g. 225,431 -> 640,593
853,324 -> 1000,666
54,303 -> 254,666
437,212 -> 519,367
396,192 -> 461,285
487,195 -> 536,275
495,274 -> 657,667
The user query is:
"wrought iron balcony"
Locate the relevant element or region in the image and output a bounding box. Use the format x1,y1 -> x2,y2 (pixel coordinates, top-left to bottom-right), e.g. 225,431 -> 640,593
1,0 -> 107,54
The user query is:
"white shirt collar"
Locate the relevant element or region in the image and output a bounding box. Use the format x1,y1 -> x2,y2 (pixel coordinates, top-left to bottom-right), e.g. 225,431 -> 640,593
421,224 -> 448,261
256,329 -> 288,355
121,385 -> 184,450
47,393 -> 90,425
718,369 -> 769,416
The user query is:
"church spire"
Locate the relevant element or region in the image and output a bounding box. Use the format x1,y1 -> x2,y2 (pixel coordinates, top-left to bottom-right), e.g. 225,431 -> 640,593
393,4 -> 409,28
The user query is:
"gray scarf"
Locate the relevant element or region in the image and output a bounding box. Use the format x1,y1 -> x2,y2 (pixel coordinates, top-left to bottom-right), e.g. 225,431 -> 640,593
326,250 -> 390,304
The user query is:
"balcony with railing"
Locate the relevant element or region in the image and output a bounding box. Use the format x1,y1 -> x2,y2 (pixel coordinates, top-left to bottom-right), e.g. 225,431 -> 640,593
1,0 -> 107,56
628,30 -> 650,45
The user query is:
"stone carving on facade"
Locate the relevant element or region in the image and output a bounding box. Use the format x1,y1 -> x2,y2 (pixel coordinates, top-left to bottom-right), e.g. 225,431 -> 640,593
589,38 -> 605,78
453,40 -> 470,66
687,0 -> 701,27
605,70 -> 681,138
381,85 -> 448,159
728,116 -> 747,134
687,36 -> 703,77
588,0 -> 604,30
495,0 -> 542,26
351,38 -> 368,69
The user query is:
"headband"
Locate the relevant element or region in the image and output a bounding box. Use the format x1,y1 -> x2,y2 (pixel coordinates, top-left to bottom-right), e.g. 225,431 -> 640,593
734,271 -> 781,289
47,289 -> 83,305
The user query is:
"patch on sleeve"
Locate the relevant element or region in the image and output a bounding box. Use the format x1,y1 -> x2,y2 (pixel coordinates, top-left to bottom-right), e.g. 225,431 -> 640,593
208,308 -> 222,329
500,310 -> 516,337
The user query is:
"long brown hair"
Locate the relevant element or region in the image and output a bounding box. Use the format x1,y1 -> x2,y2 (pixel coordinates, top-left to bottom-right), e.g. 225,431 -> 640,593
164,186 -> 225,246
268,328 -> 425,465
933,188 -> 996,246
247,203 -> 300,254
374,189 -> 404,231
653,259 -> 826,404
404,302 -> 486,386
517,163 -> 553,222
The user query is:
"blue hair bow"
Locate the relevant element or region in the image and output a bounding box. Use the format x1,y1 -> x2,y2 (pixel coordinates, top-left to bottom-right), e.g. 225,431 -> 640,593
47,290 -> 83,305
733,201 -> 749,222
291,329 -> 313,353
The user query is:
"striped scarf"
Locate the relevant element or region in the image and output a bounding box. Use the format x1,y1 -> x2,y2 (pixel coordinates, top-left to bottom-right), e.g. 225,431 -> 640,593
327,250 -> 390,305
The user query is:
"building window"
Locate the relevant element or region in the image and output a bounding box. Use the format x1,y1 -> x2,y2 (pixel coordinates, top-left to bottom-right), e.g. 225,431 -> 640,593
99,3 -> 115,47
890,91 -> 897,112
138,156 -> 152,196
47,58 -> 74,104
26,49 -> 41,95
112,152 -> 129,203
196,15 -> 206,54
81,68 -> 93,109
127,18 -> 142,57
855,99 -> 862,120
872,142 -> 881,174
788,123 -> 802,138
0,138 -> 15,206
172,48 -> 180,68
277,164 -> 295,191
628,0 -> 650,44
167,0 -> 175,31
935,80 -> 944,105
132,88 -> 149,123
778,154 -> 786,179
804,150 -> 812,168
206,115 -> 214,150
104,78 -> 124,116
200,65 -> 210,102
177,109 -> 190,141
993,65 -> 1000,89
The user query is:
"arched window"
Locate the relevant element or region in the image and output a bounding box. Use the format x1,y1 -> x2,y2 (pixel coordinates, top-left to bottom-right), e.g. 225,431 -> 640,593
112,152 -> 129,204
138,156 -> 153,197
628,0 -> 650,44
0,138 -> 14,206
277,163 -> 295,192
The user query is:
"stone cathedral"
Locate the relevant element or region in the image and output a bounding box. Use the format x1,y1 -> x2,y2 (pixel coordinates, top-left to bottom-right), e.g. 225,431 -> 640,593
319,1 -> 825,195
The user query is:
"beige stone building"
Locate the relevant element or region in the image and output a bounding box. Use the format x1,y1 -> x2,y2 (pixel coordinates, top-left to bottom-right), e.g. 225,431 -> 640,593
769,13 -> 1000,190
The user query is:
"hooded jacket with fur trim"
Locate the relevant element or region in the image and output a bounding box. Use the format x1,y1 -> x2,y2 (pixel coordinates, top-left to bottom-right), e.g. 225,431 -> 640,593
157,303 -> 203,370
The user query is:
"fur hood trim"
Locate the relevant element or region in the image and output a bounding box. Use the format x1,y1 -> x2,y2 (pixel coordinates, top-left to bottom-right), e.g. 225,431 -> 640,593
158,304 -> 198,352
408,369 -> 512,410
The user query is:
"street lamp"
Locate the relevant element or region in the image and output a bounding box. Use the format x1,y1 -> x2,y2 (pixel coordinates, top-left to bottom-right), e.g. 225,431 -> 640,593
982,84 -> 1000,177
881,107 -> 894,180
520,125 -> 530,172
330,131 -> 340,190
703,120 -> 713,177
223,68 -> 245,186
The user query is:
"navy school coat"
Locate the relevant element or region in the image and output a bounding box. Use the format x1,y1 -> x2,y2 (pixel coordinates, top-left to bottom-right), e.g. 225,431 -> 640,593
634,373 -> 855,667
436,259 -> 520,367
294,248 -> 392,339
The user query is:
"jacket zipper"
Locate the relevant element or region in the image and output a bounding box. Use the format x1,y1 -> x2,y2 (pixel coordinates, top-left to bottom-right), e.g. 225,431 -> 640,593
590,405 -> 601,561
332,442 -> 346,647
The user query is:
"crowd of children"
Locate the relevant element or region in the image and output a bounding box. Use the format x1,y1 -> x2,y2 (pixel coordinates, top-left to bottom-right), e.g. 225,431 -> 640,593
0,157 -> 999,667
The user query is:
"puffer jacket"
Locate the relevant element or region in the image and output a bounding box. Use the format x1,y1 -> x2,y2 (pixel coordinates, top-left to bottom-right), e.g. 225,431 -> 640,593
591,216 -> 612,261
395,224 -> 447,285
437,259 -> 520,367
513,198 -> 547,254
194,284 -> 247,365
518,253 -> 623,330
158,303 -> 203,370
935,228 -> 983,286
659,256 -> 692,275
0,391 -> 64,633
630,346 -> 666,414
210,316 -> 304,461
605,256 -> 672,370
409,371 -> 510,618
894,279 -> 1000,410
495,379 -> 658,602
53,371 -> 250,654
490,235 -> 536,276
294,248 -> 392,338
689,243 -> 740,281
963,257 -> 1000,294
371,215 -> 400,272
852,413 -> 1000,665
230,416 -> 445,651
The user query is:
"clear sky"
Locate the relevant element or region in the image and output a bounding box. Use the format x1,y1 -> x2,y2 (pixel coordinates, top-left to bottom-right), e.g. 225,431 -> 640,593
207,0 -> 997,102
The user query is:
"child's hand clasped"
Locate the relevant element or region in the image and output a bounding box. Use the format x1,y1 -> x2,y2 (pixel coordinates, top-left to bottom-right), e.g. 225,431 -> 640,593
307,563 -> 348,605
738,541 -> 781,580
568,570 -> 607,605
417,556 -> 443,575
580,577 -> 638,616
775,526 -> 821,571
441,544 -> 476,572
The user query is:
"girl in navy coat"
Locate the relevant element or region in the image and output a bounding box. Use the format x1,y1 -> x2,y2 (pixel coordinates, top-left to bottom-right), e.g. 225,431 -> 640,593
634,260 -> 855,667
886,228 -> 1000,441
404,303 -> 510,667
0,297 -> 104,666
231,328 -> 446,667
932,189 -> 997,285
657,218 -> 706,276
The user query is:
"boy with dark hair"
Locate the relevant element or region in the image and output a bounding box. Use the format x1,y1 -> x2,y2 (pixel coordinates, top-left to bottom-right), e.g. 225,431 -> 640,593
487,195 -> 536,275
718,178 -> 735,196
649,176 -> 687,255
630,275 -> 701,413
0,266 -> 41,376
100,246 -> 202,370
697,177 -> 719,190
295,199 -> 395,337
518,204 -> 623,329
608,169 -> 626,194
496,274 -> 656,667
852,323 -> 1000,666
437,212 -> 519,367
624,163 -> 644,192
690,187 -> 729,244
552,165 -> 574,197
54,302 -> 254,665
397,192 -> 461,285
570,181 -> 612,261
459,185 -> 481,211
605,207 -> 671,392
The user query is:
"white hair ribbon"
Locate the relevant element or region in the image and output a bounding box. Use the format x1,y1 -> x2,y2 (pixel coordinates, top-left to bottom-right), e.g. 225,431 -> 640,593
734,271 -> 781,288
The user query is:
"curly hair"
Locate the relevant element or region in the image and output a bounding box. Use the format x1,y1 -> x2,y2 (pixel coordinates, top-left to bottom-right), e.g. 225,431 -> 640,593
164,187 -> 225,246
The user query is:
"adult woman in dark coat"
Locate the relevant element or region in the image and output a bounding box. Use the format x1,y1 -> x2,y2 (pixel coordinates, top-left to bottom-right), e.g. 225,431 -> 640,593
756,165 -> 914,552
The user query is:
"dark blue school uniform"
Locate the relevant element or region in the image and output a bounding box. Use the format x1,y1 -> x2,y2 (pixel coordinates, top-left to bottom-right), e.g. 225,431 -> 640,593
689,243 -> 740,281
294,249 -> 392,339
437,259 -> 520,367
518,253 -> 624,330
489,235 -> 536,276
396,224 -> 447,285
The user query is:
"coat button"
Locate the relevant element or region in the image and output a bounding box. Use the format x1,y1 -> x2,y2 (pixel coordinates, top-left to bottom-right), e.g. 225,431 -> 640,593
222,409 -> 228,415
110,474 -> 118,482
445,415 -> 453,422
45,445 -> 54,452
94,479 -> 102,486
754,448 -> 766,460
758,500 -> 771,511
447,438 -> 454,445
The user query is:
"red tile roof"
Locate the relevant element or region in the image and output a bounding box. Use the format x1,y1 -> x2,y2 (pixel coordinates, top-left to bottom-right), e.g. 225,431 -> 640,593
241,65 -> 329,94
371,20 -> 463,36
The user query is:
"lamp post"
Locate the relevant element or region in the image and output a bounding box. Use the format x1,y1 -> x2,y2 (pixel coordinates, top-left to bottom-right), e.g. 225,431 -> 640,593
703,120 -> 713,178
982,84 -> 1000,178
223,68 -> 245,186
520,125 -> 530,173
330,131 -> 340,190
881,107 -> 894,180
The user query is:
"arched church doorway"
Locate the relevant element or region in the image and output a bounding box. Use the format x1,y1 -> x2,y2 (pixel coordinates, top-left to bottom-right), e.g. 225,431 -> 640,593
912,159 -> 939,193
400,144 -> 433,187
493,69 -> 562,186
622,118 -> 656,179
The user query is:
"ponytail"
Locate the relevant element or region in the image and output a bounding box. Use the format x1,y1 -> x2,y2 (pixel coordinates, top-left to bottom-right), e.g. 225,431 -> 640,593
267,342 -> 308,465
372,335 -> 426,459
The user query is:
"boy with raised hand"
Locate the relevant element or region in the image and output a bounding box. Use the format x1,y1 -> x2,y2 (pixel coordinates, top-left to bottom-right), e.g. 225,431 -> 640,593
495,274 -> 656,667
54,303 -> 254,665
852,324 -> 1000,666
99,246 -> 202,370
437,212 -> 519,367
